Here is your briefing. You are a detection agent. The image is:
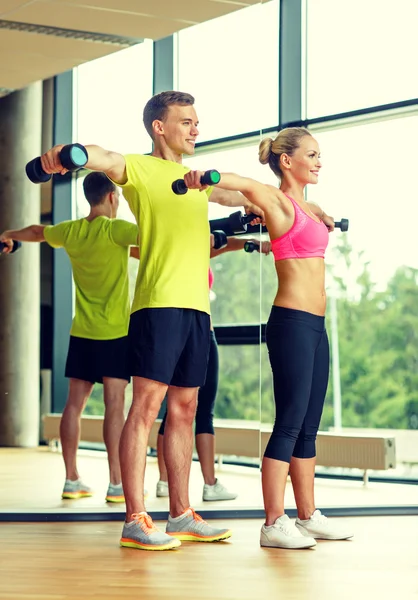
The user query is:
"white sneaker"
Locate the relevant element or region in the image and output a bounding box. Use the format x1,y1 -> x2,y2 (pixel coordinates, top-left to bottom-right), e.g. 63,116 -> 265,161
203,479 -> 238,501
296,509 -> 353,540
156,480 -> 169,498
260,514 -> 317,549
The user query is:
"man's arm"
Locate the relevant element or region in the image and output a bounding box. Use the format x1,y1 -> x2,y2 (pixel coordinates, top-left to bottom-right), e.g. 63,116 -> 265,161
129,246 -> 140,260
210,236 -> 271,258
0,225 -> 45,244
40,144 -> 127,184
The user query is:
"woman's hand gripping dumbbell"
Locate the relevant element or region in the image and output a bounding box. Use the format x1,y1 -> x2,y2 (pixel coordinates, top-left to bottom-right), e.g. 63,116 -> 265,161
334,218 -> 349,232
26,143 -> 89,184
172,170 -> 221,195
244,240 -> 272,255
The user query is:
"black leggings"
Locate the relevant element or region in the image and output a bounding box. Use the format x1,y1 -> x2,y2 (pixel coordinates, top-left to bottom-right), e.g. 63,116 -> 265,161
264,306 -> 329,464
158,331 -> 219,436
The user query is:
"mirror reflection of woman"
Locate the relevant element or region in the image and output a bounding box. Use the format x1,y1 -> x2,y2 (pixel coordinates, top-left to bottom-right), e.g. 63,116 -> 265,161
184,128 -> 353,549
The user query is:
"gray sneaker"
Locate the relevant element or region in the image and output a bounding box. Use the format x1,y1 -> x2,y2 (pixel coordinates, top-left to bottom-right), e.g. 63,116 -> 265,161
166,507 -> 232,542
106,483 -> 125,503
120,512 -> 181,551
203,479 -> 238,501
62,479 -> 93,500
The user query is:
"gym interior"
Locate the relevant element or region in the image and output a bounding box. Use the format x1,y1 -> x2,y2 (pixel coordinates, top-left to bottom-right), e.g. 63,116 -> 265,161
0,1 -> 417,598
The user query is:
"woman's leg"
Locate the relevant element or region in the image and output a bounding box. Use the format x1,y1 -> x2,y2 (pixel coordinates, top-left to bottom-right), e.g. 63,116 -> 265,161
262,308 -> 318,525
290,330 -> 329,519
195,331 -> 218,485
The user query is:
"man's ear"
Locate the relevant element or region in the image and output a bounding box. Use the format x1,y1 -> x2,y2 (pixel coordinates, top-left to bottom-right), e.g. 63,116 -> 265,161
152,119 -> 164,137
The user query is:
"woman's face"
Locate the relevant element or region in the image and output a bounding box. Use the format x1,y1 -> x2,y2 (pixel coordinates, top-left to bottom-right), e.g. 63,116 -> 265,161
285,135 -> 322,186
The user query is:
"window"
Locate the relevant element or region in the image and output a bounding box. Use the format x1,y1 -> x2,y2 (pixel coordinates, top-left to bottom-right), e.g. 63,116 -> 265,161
178,1 -> 279,142
75,41 -> 154,155
306,0 -> 418,118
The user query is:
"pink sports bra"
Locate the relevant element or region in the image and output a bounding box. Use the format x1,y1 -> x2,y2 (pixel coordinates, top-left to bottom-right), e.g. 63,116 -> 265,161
271,195 -> 329,261
209,267 -> 214,290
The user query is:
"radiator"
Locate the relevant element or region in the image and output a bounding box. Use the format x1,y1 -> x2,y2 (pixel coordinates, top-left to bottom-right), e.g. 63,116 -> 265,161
316,432 -> 396,470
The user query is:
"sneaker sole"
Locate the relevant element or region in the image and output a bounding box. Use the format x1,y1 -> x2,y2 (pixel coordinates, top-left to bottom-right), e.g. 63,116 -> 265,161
203,497 -> 238,502
312,534 -> 354,540
295,525 -> 353,540
167,530 -> 232,542
62,492 -> 93,499
260,539 -> 317,549
120,538 -> 181,551
106,496 -> 125,503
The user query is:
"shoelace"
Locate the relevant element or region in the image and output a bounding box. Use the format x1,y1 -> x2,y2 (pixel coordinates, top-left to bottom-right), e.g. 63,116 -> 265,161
280,521 -> 298,536
189,507 -> 207,524
311,510 -> 328,524
131,513 -> 158,535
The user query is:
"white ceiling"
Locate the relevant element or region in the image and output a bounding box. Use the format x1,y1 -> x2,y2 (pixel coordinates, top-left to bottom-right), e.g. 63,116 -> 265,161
0,0 -> 262,94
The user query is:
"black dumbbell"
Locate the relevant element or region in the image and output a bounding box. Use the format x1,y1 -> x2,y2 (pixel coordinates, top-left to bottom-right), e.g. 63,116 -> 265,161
228,211 -> 260,234
244,241 -> 260,253
334,218 -> 349,232
0,240 -> 21,254
26,143 -> 89,184
212,230 -> 227,250
172,169 -> 221,195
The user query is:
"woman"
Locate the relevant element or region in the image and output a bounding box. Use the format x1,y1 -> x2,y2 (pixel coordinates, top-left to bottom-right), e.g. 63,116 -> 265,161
156,236 -> 271,502
184,127 -> 353,549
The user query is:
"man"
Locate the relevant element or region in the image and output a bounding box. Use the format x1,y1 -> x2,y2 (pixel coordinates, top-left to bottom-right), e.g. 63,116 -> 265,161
38,91 -> 261,551
0,172 -> 139,503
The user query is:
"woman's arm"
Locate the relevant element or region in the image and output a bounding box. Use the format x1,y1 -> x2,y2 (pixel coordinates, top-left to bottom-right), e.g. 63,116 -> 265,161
184,170 -> 279,213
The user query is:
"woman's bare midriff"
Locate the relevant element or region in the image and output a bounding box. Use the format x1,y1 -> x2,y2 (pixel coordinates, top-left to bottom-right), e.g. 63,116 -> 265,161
273,258 -> 326,316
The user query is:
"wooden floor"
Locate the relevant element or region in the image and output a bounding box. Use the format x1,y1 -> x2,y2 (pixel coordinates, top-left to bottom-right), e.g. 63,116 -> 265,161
1,447 -> 418,514
0,517 -> 417,600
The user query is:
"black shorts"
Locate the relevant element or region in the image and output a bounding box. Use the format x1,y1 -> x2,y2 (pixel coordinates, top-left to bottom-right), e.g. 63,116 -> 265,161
128,308 -> 211,387
65,335 -> 130,384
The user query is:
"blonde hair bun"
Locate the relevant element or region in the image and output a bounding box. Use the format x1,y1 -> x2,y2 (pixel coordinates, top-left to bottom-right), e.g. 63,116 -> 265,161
259,137 -> 273,165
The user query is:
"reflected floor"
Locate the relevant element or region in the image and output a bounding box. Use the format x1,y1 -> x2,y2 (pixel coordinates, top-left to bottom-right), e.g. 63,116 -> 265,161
0,447 -> 417,513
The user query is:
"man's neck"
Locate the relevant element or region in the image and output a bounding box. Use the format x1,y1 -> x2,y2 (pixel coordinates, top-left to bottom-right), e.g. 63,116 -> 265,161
152,143 -> 183,164
85,206 -> 112,221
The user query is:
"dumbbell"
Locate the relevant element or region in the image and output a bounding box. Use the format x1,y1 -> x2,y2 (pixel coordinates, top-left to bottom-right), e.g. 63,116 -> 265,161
172,170 -> 221,195
0,240 -> 21,254
26,143 -> 89,184
212,230 -> 227,250
334,218 -> 349,232
244,241 -> 260,253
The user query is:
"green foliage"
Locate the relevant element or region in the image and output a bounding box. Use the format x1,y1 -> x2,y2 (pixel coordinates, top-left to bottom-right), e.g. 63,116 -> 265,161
85,239 -> 418,431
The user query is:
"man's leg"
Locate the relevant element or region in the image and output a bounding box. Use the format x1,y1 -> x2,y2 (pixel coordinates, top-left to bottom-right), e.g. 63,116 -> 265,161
120,376 -> 167,518
60,378 -> 93,481
164,385 -> 198,517
102,377 -> 127,486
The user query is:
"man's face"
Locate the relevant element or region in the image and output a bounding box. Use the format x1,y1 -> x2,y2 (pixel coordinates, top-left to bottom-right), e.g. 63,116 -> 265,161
156,104 -> 200,155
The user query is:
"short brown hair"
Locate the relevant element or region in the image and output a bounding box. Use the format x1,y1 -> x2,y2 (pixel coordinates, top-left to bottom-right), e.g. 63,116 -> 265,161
259,127 -> 312,179
83,172 -> 116,207
143,91 -> 195,139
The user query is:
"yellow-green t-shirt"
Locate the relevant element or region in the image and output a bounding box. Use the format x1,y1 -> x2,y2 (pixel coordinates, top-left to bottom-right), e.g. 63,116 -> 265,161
44,217 -> 139,340
115,154 -> 212,315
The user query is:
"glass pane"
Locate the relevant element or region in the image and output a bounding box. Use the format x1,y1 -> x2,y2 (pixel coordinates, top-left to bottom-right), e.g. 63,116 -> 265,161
306,0 -> 418,118
307,114 -> 418,481
75,41 -> 153,155
178,1 -> 279,142
185,143 -> 277,325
